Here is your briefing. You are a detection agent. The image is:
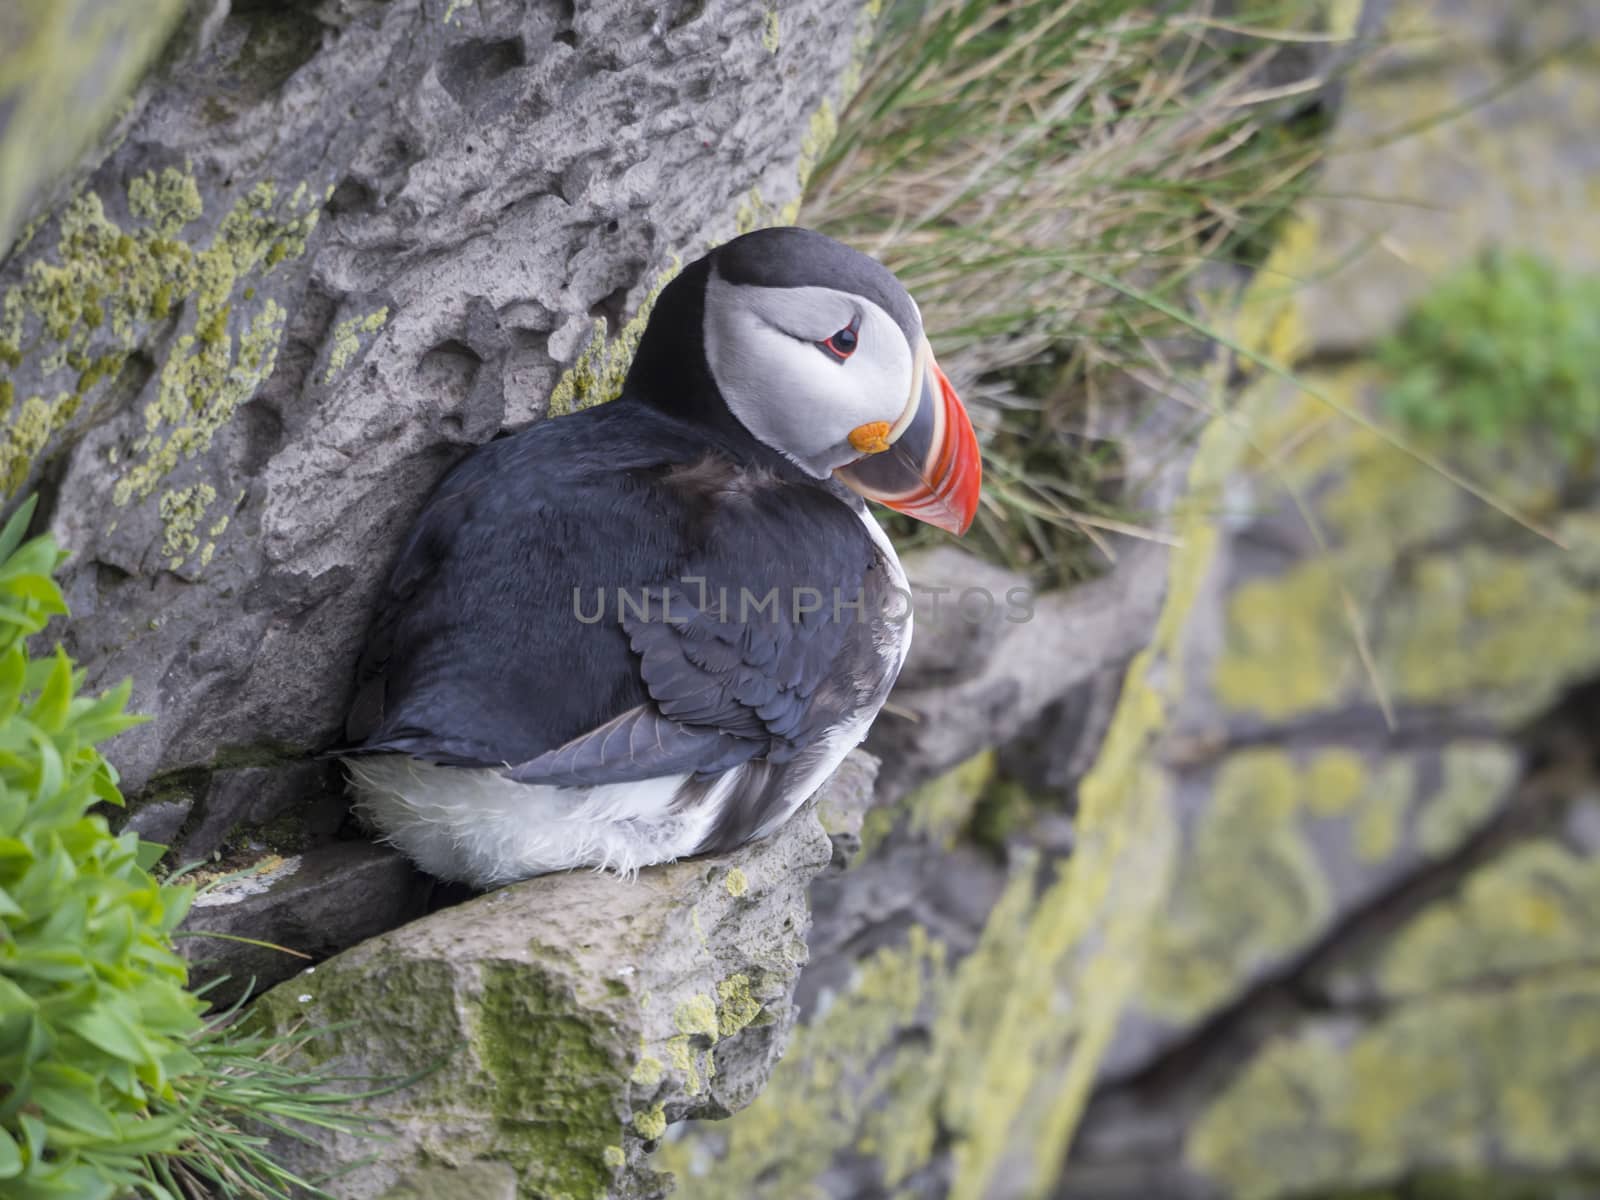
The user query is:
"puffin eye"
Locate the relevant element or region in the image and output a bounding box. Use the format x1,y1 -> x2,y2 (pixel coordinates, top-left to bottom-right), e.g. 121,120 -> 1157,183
819,318 -> 860,361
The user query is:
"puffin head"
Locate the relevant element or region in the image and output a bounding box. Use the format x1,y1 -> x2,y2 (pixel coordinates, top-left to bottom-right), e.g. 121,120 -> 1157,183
627,227 -> 982,536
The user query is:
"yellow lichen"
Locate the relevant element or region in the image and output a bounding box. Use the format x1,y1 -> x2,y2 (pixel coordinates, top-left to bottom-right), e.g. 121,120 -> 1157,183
716,975 -> 763,1039
1213,558 -> 1355,720
128,166 -> 203,237
1305,749 -> 1368,817
1350,757 -> 1413,865
905,750 -> 996,846
724,867 -> 749,898
1141,749 -> 1329,1022
1187,971 -> 1600,1198
652,928 -> 944,1197
157,481 -> 218,566
632,1103 -> 666,1141
1379,832 -> 1600,998
1415,742 -> 1518,858
674,994 -> 719,1041
0,168 -> 319,567
546,259 -> 680,417
322,306 -> 389,384
0,0 -> 188,253
630,1055 -> 664,1087
664,1033 -> 704,1096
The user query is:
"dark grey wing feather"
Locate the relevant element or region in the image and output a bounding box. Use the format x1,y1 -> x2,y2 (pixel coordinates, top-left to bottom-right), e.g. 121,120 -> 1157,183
504,704 -> 749,787
500,481 -> 892,789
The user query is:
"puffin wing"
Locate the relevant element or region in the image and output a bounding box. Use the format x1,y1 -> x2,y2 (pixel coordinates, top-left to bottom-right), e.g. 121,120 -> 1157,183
503,473 -> 891,787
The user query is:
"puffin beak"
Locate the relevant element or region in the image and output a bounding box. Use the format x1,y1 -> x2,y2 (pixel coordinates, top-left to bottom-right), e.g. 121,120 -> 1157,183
834,338 -> 982,535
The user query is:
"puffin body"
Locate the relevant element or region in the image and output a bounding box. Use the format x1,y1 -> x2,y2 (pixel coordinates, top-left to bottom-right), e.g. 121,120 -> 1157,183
343,228 -> 981,886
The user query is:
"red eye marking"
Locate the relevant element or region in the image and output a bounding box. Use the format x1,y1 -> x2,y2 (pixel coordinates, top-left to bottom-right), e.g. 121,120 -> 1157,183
819,317 -> 860,361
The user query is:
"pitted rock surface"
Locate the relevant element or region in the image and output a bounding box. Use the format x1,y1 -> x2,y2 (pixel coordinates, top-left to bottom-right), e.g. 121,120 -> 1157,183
0,0 -> 868,861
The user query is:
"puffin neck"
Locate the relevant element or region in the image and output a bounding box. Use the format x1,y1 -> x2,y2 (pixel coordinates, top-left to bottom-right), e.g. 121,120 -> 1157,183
621,257 -> 803,478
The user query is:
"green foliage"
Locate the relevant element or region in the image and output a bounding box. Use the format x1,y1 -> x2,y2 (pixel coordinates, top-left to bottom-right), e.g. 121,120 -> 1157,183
0,497 -> 375,1199
1378,251 -> 1600,452
0,495 -> 206,1198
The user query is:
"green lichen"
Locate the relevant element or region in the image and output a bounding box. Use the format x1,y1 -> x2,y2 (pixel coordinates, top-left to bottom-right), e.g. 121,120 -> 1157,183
0,167 -> 319,567
716,975 -> 762,1038
762,7 -> 781,53
323,306 -> 389,384
602,1145 -> 626,1170
472,963 -> 625,1200
546,259 -> 680,417
630,1056 -> 664,1087
969,777 -> 1041,852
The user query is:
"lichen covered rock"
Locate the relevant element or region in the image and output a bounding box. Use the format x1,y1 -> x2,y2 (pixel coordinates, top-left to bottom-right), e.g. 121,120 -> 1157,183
1064,2 -> 1600,1197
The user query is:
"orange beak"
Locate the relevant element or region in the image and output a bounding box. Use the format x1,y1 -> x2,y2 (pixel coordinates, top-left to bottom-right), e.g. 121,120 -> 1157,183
834,339 -> 982,535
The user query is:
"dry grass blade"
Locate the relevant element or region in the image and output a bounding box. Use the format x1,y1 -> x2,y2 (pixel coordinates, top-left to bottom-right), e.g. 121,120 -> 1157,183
810,0 -> 1341,582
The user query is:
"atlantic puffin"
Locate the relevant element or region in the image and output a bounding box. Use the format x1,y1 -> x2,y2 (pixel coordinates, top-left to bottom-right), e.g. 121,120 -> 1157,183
341,227 -> 981,887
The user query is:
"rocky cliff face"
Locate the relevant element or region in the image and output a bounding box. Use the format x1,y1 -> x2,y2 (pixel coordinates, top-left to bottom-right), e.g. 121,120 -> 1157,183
2,0 -> 865,852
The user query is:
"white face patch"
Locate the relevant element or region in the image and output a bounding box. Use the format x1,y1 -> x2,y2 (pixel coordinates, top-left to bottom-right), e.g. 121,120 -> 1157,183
703,268 -> 917,477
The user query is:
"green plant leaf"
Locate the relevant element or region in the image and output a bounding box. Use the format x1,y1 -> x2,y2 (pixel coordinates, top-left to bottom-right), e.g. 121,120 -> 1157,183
70,1003 -> 155,1066
133,840 -> 167,872
31,1083 -> 119,1139
0,1123 -> 21,1178
29,650 -> 73,735
0,497 -> 39,567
